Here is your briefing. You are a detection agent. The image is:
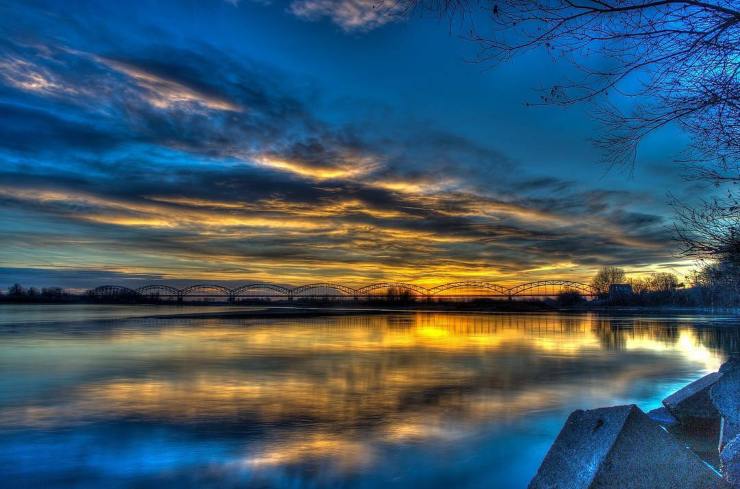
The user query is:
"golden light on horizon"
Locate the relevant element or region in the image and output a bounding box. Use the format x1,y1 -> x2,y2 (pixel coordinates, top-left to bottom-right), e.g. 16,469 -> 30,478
0,176 -> 696,286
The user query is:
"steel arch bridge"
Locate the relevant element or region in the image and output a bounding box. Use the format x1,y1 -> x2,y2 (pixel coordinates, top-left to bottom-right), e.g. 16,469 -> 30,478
88,280 -> 597,300
231,283 -> 292,297
180,285 -> 232,298
507,280 -> 595,297
89,285 -> 139,297
355,282 -> 430,296
291,283 -> 357,297
137,285 -> 180,297
429,281 -> 509,296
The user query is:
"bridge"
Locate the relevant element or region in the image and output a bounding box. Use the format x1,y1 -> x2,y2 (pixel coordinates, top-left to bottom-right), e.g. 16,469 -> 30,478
88,280 -> 597,301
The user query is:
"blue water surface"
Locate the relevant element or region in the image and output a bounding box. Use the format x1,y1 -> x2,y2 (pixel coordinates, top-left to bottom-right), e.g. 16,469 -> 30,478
0,307 -> 737,488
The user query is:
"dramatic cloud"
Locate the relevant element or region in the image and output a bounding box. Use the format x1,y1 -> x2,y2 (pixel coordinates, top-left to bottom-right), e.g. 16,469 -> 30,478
288,0 -> 406,31
0,2 -> 693,288
101,58 -> 243,112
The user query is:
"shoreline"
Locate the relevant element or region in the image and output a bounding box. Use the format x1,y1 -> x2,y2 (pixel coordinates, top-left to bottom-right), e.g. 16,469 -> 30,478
2,304 -> 740,329
2,300 -> 740,313
529,357 -> 739,488
132,305 -> 740,321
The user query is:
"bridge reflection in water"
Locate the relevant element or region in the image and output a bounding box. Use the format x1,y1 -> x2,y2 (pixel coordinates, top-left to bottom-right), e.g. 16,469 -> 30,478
89,280 -> 598,301
0,311 -> 735,489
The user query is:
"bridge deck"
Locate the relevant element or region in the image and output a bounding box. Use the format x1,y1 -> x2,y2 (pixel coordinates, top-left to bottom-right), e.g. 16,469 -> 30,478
89,281 -> 598,299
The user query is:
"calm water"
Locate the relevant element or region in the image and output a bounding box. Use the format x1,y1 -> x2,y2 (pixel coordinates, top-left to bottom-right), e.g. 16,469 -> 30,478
0,307 -> 739,488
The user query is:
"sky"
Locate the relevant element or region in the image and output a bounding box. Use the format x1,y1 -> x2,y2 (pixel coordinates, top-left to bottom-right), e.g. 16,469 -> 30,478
0,0 -> 707,289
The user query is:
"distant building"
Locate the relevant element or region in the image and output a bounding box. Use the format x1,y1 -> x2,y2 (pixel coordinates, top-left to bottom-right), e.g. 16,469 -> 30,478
609,283 -> 633,298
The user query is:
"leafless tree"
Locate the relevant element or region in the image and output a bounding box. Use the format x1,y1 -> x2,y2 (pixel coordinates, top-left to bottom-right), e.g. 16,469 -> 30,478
591,265 -> 626,295
408,0 -> 740,168
629,271 -> 680,292
8,283 -> 25,297
674,190 -> 740,261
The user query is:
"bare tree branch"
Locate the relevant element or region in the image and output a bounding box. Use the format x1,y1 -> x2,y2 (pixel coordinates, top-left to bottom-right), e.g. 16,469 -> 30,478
405,0 -> 740,168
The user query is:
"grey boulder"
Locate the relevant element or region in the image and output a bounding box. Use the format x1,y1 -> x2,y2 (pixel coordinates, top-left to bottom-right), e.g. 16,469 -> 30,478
647,406 -> 679,427
721,435 -> 740,488
663,372 -> 723,423
711,367 -> 740,451
720,357 -> 740,374
529,404 -> 729,489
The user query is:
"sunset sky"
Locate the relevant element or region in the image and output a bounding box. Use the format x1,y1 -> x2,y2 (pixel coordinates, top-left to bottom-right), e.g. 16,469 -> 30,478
0,0 -> 707,289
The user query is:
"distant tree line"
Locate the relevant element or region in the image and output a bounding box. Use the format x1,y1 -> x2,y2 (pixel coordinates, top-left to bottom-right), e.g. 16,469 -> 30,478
0,284 -> 75,303
574,265 -> 739,307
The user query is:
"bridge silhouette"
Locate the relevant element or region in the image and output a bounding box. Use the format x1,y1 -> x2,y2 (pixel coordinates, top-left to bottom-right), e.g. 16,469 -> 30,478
89,280 -> 597,301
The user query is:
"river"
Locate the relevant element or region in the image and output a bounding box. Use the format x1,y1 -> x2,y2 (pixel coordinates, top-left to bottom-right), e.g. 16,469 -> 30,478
0,305 -> 737,488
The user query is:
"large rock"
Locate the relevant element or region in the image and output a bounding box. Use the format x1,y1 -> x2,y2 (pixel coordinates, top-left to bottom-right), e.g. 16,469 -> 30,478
720,357 -> 740,374
663,372 -> 723,424
529,404 -> 729,489
712,367 -> 740,451
647,406 -> 679,427
721,435 -> 740,488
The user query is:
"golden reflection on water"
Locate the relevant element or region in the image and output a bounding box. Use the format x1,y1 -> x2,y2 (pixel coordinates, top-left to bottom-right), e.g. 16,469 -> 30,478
241,434 -> 376,471
0,312 -> 732,476
624,330 -> 722,369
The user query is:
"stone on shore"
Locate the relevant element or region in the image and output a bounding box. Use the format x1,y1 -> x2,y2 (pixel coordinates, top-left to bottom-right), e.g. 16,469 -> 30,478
662,372 -> 723,424
647,406 -> 679,427
721,435 -> 740,488
720,357 -> 740,374
711,367 -> 740,451
528,404 -> 729,489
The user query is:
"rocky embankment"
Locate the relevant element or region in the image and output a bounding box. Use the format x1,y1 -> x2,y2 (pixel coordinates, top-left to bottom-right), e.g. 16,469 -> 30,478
529,357 -> 740,488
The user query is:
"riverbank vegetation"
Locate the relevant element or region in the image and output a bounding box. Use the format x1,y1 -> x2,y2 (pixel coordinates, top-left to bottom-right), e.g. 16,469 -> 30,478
580,265 -> 740,307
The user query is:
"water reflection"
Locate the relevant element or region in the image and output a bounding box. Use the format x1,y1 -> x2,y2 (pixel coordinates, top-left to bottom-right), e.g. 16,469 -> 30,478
0,310 -> 737,488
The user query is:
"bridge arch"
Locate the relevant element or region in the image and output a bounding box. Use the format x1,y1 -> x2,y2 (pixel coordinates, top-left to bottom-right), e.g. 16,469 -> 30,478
429,281 -> 509,296
291,283 -> 356,297
180,284 -> 232,297
231,283 -> 290,296
89,285 -> 139,297
355,282 -> 430,296
136,285 -> 181,297
507,280 -> 596,296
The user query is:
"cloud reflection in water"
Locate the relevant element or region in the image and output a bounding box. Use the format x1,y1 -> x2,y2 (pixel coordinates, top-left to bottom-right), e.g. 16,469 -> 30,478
0,312 -> 734,488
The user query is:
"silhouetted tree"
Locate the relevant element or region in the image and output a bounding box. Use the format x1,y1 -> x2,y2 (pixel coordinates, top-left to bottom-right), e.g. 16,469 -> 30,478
386,286 -> 416,304
41,287 -> 65,299
591,266 -> 626,296
557,288 -> 585,307
410,0 -> 740,168
691,260 -> 740,306
628,276 -> 651,295
649,272 -> 680,292
626,272 -> 686,304
674,191 -> 740,263
8,283 -> 25,297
